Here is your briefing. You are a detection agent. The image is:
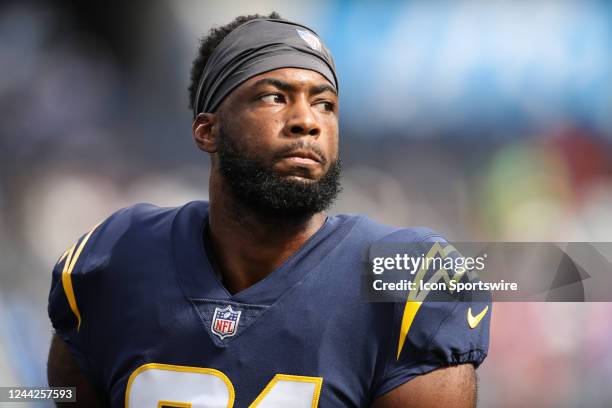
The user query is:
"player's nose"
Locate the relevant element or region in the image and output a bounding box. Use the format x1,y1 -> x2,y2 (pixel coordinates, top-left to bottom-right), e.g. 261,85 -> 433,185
284,98 -> 320,138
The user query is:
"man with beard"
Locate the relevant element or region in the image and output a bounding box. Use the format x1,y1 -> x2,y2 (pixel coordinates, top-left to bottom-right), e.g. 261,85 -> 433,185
47,13 -> 490,408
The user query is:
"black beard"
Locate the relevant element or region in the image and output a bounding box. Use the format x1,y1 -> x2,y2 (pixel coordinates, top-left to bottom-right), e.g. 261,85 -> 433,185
216,129 -> 342,221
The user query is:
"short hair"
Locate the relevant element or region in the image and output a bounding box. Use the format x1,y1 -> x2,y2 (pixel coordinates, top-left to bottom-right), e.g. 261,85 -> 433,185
188,12 -> 282,112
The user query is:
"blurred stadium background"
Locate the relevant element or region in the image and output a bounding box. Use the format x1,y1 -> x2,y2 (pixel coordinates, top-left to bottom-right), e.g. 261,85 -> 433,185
1,1 -> 612,406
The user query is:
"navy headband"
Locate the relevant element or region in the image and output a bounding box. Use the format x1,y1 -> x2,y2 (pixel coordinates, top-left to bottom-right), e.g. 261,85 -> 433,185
193,18 -> 338,118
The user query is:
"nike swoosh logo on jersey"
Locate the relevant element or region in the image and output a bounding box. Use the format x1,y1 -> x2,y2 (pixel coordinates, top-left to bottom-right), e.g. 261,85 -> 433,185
467,306 -> 489,329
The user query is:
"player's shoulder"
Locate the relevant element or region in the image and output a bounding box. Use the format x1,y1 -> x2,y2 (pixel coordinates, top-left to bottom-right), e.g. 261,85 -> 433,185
53,200 -> 207,276
340,213 -> 448,246
97,200 -> 190,238
82,202 -> 183,252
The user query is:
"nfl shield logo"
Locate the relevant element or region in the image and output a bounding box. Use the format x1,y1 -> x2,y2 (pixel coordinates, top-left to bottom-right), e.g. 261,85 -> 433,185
211,305 -> 242,340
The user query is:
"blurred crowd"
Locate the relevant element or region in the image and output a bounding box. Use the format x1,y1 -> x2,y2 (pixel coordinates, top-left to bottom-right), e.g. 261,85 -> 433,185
1,1 -> 611,407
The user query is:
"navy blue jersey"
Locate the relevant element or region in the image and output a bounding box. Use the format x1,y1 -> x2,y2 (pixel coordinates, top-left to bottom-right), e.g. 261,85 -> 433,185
48,201 -> 490,407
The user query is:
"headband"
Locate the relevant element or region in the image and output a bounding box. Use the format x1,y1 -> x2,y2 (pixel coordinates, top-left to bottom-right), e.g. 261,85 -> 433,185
193,18 -> 338,117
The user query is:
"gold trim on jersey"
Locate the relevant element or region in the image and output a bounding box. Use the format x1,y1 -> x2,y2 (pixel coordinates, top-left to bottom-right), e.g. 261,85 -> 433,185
248,374 -> 323,408
61,222 -> 101,331
157,400 -> 192,408
125,363 -> 235,408
396,300 -> 422,360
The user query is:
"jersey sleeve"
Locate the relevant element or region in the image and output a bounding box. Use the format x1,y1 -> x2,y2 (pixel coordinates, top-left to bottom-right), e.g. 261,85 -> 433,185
48,223 -> 104,388
47,207 -> 133,390
372,231 -> 491,399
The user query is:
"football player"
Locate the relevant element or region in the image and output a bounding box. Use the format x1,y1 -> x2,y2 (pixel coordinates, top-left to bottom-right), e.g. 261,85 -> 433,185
47,13 -> 490,407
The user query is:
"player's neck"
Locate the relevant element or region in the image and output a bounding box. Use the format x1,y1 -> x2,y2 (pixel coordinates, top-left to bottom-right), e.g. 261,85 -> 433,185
207,188 -> 326,294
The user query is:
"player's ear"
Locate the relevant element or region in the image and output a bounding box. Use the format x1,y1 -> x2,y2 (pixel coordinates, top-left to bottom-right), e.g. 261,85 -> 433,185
192,113 -> 218,153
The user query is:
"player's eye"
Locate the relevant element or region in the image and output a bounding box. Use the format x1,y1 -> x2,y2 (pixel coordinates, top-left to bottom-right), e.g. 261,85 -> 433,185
314,101 -> 335,112
259,94 -> 285,104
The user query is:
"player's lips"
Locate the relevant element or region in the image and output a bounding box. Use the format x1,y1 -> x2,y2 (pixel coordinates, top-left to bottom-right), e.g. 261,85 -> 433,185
280,150 -> 323,166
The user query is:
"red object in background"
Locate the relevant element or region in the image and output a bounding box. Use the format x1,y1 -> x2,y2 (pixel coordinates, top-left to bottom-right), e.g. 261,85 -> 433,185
548,126 -> 612,202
